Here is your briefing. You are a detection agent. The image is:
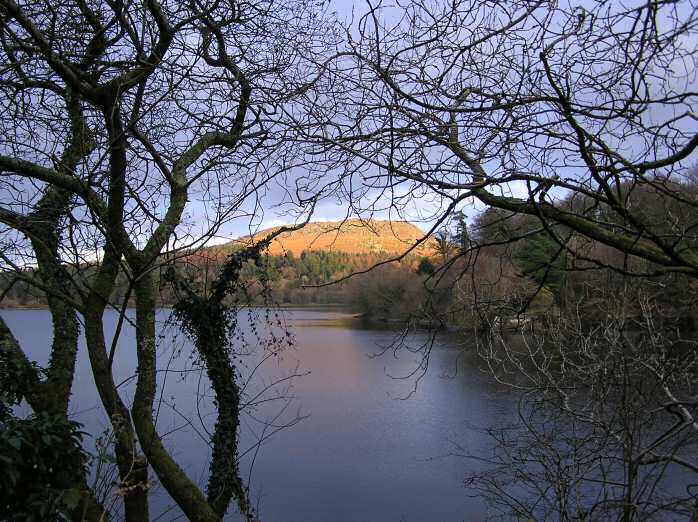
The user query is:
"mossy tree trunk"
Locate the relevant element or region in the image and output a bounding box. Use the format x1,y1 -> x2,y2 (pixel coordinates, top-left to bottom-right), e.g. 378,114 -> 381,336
132,269 -> 222,522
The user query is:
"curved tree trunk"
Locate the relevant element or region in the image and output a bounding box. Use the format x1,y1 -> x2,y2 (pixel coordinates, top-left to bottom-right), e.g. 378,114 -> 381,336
203,328 -> 248,518
132,270 -> 221,522
84,250 -> 149,522
26,187 -> 80,415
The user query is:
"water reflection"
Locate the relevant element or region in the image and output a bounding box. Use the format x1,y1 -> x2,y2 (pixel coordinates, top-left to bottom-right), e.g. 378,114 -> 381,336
2,308 -> 514,521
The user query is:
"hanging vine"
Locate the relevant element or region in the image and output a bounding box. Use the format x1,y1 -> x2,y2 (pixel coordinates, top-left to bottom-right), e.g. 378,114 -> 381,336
164,224 -> 305,519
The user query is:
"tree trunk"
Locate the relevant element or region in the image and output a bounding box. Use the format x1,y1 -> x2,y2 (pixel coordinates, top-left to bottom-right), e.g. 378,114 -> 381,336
132,270 -> 220,522
84,251 -> 149,522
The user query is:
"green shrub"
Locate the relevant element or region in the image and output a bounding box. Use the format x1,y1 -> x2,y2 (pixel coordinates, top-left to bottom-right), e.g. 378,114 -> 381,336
0,412 -> 88,521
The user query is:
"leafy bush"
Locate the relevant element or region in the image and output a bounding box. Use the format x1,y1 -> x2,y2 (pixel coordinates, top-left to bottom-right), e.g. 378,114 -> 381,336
0,412 -> 88,521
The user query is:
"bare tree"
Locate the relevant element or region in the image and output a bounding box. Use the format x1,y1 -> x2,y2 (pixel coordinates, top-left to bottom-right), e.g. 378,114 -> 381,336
296,0 -> 698,276
463,283 -> 698,520
289,0 -> 698,518
0,0 -> 335,520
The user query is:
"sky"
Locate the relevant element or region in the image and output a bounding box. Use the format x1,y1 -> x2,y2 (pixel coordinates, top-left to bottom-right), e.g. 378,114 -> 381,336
170,0 -> 698,248
190,0 -> 472,245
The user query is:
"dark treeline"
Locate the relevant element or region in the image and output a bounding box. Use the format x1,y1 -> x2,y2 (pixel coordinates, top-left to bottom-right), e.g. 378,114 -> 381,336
6,175 -> 697,332
347,177 -> 698,333
453,176 -> 698,331
0,249 -> 427,314
182,249 -> 424,308
4,175 -> 698,334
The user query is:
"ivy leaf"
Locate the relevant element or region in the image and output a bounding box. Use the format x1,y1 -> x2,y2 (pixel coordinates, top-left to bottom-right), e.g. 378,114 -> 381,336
62,488 -> 81,510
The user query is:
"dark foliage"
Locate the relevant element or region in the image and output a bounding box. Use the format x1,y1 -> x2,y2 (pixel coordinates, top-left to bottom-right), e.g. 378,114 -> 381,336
0,385 -> 88,521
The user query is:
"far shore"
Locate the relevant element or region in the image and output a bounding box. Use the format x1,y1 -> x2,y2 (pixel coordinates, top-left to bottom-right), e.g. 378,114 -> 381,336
0,302 -> 352,311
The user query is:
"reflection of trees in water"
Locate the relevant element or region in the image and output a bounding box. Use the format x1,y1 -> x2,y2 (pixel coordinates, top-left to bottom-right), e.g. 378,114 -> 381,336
462,292 -> 698,521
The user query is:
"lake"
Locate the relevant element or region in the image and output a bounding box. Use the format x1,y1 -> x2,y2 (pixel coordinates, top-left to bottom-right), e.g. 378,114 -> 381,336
2,308 -> 515,521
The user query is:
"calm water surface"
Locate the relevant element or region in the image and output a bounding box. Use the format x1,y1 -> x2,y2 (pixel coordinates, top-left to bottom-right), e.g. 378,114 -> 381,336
2,308 -> 515,521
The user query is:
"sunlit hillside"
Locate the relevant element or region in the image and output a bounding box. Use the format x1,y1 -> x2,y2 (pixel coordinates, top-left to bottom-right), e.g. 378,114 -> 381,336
211,219 -> 436,257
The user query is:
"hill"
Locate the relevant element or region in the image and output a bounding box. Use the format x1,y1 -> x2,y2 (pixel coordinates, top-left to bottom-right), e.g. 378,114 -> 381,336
0,219 -> 436,309
211,219 -> 435,257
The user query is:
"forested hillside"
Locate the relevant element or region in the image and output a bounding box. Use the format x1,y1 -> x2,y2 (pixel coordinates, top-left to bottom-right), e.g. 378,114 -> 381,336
0,220 -> 433,310
208,218 -> 435,257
